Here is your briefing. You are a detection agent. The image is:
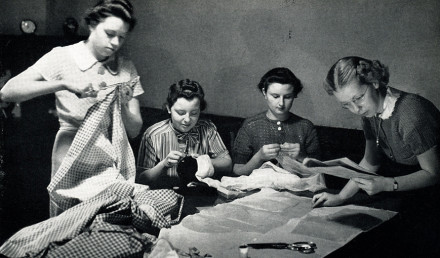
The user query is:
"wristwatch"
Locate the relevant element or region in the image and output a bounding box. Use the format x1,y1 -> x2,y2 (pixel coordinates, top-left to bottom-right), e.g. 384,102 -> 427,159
392,177 -> 398,191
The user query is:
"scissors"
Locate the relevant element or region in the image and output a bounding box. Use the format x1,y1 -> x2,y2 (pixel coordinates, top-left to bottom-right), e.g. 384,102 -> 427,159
242,241 -> 317,254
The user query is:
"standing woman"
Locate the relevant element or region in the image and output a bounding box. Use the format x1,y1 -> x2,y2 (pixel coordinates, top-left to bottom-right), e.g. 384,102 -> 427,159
137,79 -> 232,189
312,56 -> 440,256
0,0 -> 143,216
232,67 -> 321,176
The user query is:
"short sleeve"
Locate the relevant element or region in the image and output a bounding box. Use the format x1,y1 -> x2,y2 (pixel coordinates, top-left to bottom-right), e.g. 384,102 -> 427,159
398,96 -> 440,155
125,59 -> 144,97
205,121 -> 229,158
136,132 -> 157,170
232,123 -> 254,164
303,124 -> 321,159
30,47 -> 65,81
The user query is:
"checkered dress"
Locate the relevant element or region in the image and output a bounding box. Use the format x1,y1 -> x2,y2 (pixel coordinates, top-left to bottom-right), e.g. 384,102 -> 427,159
47,78 -> 138,212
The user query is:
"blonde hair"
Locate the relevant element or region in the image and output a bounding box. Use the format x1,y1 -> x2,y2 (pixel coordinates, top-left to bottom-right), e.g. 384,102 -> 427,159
324,56 -> 389,95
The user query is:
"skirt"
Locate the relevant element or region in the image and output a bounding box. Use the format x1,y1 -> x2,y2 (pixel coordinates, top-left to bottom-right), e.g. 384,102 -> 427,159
50,128 -> 77,216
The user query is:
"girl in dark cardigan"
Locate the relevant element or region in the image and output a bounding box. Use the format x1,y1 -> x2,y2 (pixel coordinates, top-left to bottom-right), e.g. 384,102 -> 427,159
312,56 -> 440,256
312,56 -> 440,206
232,67 -> 321,176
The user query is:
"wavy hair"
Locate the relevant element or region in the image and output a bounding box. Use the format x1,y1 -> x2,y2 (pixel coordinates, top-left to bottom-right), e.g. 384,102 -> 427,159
324,56 -> 390,95
84,0 -> 136,31
257,67 -> 303,97
166,79 -> 207,111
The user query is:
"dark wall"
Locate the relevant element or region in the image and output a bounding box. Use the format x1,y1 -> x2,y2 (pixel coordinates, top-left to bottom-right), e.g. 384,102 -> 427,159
0,35 -> 83,243
1,0 -> 439,129
124,0 -> 440,129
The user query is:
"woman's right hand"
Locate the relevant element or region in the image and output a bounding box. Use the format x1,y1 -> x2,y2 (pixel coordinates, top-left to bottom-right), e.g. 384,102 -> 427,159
257,143 -> 281,162
64,81 -> 98,98
162,150 -> 185,169
311,192 -> 345,208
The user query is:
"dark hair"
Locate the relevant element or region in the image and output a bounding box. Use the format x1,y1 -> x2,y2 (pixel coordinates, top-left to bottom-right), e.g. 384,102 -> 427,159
84,0 -> 136,31
166,79 -> 207,111
324,56 -> 390,95
257,67 -> 303,97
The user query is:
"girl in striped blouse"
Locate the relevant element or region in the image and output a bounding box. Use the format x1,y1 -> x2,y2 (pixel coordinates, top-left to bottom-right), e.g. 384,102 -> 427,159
136,79 -> 232,189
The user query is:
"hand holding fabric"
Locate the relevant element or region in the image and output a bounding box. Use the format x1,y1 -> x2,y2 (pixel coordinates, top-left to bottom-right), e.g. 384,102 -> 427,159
279,142 -> 300,159
163,151 -> 185,168
120,84 -> 133,104
65,82 -> 99,98
312,192 -> 345,208
258,143 -> 281,161
195,155 -> 214,179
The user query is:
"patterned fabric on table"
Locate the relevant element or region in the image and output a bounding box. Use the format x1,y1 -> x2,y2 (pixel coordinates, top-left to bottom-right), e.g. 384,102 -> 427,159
0,181 -> 184,257
47,78 -> 139,212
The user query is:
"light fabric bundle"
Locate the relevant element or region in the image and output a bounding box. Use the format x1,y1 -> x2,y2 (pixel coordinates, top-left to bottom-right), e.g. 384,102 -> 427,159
200,156 -> 326,194
220,161 -> 325,192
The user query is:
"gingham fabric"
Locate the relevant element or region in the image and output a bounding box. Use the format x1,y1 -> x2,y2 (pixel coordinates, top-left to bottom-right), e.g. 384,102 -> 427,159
0,181 -> 184,257
133,188 -> 185,227
47,78 -> 139,212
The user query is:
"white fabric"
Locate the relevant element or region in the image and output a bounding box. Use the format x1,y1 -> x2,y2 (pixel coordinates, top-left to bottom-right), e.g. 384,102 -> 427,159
220,161 -> 325,192
195,154 -> 214,179
147,239 -> 180,258
200,161 -> 325,193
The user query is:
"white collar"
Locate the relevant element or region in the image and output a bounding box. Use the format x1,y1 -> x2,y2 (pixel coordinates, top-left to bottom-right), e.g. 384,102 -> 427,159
69,41 -> 99,71
68,41 -> 119,74
378,87 -> 400,119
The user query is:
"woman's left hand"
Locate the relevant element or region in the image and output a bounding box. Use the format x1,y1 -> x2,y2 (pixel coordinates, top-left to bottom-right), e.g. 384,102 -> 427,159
279,142 -> 300,159
120,85 -> 133,105
351,177 -> 392,195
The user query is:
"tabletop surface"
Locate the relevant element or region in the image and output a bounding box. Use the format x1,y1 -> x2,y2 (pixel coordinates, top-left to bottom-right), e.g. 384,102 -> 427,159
159,188 -> 397,257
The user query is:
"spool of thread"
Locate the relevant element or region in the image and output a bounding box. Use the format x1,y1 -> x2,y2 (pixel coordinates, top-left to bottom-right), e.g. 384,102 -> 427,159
239,245 -> 248,258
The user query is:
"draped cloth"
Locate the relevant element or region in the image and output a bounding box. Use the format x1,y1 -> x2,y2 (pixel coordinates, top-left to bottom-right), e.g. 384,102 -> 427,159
0,181 -> 184,257
47,78 -> 139,213
0,81 -> 187,256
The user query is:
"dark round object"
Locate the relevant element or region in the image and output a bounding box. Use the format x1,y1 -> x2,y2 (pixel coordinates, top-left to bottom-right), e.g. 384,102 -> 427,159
176,156 -> 198,187
63,17 -> 79,36
20,19 -> 37,34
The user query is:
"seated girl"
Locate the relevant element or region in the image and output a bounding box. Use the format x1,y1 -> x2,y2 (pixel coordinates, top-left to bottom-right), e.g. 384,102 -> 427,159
136,79 -> 232,189
232,67 -> 321,176
311,56 -> 440,257
312,56 -> 440,207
